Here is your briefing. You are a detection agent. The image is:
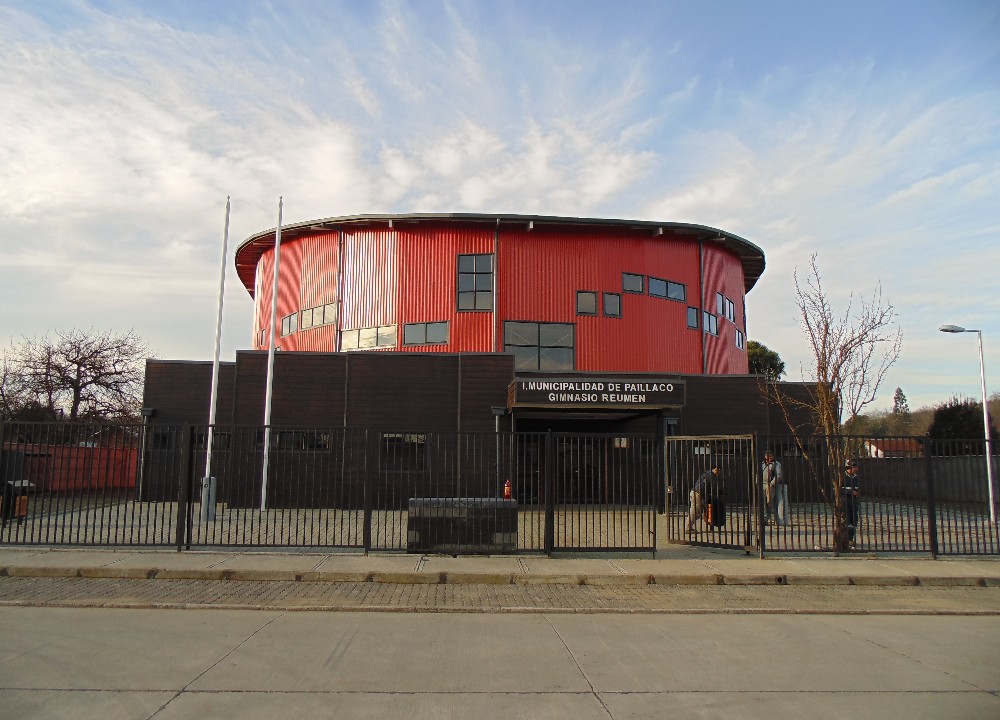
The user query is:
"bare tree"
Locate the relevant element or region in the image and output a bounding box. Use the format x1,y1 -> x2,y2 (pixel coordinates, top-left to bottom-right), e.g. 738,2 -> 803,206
772,254 -> 902,550
5,329 -> 149,422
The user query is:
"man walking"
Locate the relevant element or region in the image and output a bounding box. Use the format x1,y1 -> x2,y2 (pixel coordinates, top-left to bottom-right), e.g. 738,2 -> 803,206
762,450 -> 788,525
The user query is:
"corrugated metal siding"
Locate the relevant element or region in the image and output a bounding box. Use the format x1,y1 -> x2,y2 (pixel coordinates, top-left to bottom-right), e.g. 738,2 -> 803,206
299,232 -> 339,310
701,243 -> 749,374
340,228 -> 398,332
396,223 -> 494,353
499,226 -> 703,373
250,220 -> 748,375
254,253 -> 273,349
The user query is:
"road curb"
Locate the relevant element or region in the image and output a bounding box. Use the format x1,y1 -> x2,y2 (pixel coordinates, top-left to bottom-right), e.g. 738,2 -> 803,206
2,565 -> 997,588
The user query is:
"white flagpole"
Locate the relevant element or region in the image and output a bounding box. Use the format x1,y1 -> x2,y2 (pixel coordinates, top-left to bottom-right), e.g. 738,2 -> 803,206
205,197 -> 231,476
261,196 -> 283,511
202,197 -> 231,521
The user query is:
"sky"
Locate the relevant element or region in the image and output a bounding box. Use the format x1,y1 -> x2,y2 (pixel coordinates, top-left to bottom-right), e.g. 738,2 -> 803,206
1,0 -> 998,413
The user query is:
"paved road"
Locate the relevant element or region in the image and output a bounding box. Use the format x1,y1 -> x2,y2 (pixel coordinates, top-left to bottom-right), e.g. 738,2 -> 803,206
2,607 -> 999,719
1,575 -> 999,614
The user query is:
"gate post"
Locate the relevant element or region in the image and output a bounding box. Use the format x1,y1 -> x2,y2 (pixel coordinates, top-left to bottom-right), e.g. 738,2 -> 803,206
175,424 -> 193,552
923,436 -> 938,559
363,429 -> 374,554
544,430 -> 554,556
755,433 -> 766,559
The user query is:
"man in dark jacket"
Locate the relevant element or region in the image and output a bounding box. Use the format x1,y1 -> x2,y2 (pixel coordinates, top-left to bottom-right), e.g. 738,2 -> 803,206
687,464 -> 721,532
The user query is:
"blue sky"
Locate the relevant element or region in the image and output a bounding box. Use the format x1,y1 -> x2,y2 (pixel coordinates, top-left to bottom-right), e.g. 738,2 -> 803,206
1,0 -> 998,412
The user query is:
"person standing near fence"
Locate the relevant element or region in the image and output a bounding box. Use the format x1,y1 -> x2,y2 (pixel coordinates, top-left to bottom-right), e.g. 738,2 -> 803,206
687,463 -> 720,533
762,451 -> 788,526
842,459 -> 861,549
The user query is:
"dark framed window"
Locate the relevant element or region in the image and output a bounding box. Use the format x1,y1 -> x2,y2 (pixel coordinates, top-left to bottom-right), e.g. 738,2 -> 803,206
275,430 -> 332,451
259,327 -> 268,347
622,273 -> 644,294
403,321 -> 449,345
687,307 -> 699,329
280,313 -> 297,337
341,324 -> 396,350
716,292 -> 725,316
504,321 -> 575,371
577,291 -> 597,316
382,433 -> 427,473
457,254 -> 493,311
603,292 -> 621,317
301,302 -> 338,331
703,312 -> 719,336
726,298 -> 736,322
650,277 -> 686,302
736,329 -> 746,350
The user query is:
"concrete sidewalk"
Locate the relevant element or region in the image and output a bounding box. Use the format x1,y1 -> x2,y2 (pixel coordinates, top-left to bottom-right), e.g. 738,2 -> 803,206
1,545 -> 998,587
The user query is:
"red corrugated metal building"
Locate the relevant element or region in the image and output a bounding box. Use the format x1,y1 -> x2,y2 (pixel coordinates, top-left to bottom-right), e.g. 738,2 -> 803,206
235,213 -> 763,376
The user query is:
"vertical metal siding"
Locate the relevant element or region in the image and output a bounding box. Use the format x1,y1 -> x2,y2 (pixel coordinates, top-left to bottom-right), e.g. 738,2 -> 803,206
340,228 -> 397,332
251,220 -> 746,376
702,243 -> 749,374
499,227 -> 703,374
395,223 -> 493,353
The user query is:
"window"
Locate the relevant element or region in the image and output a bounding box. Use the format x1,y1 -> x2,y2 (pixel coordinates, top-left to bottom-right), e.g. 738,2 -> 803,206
300,307 -> 315,330
403,321 -> 449,345
687,307 -> 699,329
736,329 -> 746,350
576,291 -> 597,316
716,293 -> 736,322
603,292 -> 621,318
504,321 -> 574,371
259,327 -> 268,347
650,277 -> 686,302
280,313 -> 297,337
622,273 -> 644,294
341,325 -> 396,350
703,312 -> 718,336
275,430 -> 332,451
382,432 -> 427,473
301,302 -> 338,331
457,254 -> 493,311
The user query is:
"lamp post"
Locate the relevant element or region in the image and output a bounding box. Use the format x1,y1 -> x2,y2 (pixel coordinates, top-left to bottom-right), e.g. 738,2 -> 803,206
939,324 -> 996,523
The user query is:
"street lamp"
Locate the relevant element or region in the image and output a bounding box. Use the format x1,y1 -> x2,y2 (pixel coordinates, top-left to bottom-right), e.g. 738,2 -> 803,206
939,324 -> 996,523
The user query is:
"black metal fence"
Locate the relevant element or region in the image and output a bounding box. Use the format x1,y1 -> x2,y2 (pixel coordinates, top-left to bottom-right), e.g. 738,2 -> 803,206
2,422 -> 997,557
664,435 -> 1000,556
0,422 -> 659,554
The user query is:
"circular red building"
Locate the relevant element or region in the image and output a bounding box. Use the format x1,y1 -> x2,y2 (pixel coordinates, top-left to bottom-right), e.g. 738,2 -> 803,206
235,213 -> 763,376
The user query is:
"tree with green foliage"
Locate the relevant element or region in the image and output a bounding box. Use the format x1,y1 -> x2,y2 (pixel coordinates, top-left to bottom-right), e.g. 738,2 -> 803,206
747,340 -> 785,380
928,396 -> 998,455
892,387 -> 909,415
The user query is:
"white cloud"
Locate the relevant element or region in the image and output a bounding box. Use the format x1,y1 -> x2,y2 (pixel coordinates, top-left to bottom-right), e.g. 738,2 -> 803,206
0,1 -> 997,412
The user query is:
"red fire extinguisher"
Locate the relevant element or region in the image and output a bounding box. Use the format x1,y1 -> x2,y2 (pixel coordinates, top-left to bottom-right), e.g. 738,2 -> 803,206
503,479 -> 512,500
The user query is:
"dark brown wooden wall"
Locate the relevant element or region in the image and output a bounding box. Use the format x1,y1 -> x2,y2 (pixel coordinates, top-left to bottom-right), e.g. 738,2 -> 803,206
227,351 -> 513,431
142,360 -> 235,425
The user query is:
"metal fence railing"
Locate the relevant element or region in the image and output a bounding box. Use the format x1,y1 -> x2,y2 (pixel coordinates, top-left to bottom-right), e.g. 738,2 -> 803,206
2,422 -> 997,557
0,423 -> 658,555
662,435 -> 999,557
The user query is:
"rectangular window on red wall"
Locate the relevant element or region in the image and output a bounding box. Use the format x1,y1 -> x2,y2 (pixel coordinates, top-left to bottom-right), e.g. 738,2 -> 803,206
457,254 -> 493,311
503,321 -> 574,371
577,291 -> 597,316
622,273 -> 644,294
603,292 -> 621,317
